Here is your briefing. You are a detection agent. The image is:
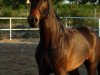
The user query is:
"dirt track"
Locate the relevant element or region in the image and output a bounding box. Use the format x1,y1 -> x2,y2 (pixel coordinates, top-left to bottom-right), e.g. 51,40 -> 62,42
0,38 -> 92,75
0,43 -> 39,75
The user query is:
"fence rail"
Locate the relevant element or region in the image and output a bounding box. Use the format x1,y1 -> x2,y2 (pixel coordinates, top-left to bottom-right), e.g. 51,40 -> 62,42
0,17 -> 100,40
0,17 -> 39,40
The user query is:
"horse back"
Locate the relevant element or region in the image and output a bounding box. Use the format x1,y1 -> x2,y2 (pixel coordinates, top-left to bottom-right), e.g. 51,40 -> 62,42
76,27 -> 99,49
76,27 -> 100,63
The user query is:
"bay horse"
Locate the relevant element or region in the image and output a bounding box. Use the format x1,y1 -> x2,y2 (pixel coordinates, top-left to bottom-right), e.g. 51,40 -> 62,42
28,0 -> 100,75
97,38 -> 100,75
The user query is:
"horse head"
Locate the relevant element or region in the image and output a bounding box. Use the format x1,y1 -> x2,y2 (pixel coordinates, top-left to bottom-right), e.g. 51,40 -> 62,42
28,0 -> 49,27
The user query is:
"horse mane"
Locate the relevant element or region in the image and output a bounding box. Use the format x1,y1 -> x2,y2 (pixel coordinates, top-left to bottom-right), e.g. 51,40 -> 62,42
54,12 -> 67,33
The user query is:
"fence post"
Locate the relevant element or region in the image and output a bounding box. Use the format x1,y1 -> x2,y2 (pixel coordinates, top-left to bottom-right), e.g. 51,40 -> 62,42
66,18 -> 68,28
10,18 -> 12,40
99,18 -> 100,36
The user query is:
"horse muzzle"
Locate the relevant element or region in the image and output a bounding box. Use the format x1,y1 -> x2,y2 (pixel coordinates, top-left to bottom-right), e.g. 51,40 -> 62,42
28,16 -> 39,28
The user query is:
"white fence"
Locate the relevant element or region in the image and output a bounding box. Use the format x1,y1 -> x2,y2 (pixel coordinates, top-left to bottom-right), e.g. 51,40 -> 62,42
0,17 -> 39,40
0,17 -> 100,40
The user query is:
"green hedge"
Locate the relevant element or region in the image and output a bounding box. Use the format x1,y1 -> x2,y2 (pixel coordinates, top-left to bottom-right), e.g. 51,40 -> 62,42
55,4 -> 100,28
55,4 -> 100,17
0,5 -> 29,17
0,4 -> 100,28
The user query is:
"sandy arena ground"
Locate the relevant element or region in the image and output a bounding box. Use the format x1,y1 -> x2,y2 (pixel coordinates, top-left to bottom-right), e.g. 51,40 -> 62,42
0,38 -> 94,75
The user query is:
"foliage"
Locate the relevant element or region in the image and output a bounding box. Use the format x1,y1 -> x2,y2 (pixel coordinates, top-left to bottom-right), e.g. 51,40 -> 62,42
55,4 -> 100,17
68,0 -> 100,4
55,4 -> 100,28
0,0 -> 100,28
0,0 -> 100,39
0,5 -> 29,17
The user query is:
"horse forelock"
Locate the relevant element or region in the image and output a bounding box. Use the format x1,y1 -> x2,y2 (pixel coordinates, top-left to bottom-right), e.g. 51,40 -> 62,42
30,0 -> 49,18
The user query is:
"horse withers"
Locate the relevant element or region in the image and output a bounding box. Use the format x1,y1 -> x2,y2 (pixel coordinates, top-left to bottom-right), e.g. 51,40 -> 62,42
28,0 -> 100,75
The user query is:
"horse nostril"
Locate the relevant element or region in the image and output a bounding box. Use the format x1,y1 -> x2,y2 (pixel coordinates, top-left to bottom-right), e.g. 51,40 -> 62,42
34,17 -> 38,23
31,17 -> 34,21
28,17 -> 33,22
28,16 -> 38,23
28,16 -> 39,27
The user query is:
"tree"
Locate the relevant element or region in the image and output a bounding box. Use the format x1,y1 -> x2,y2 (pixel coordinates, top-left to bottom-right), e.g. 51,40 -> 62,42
1,0 -> 26,6
68,0 -> 99,4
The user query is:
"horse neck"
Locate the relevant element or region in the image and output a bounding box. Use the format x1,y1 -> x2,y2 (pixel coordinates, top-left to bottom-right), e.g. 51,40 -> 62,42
39,0 -> 65,48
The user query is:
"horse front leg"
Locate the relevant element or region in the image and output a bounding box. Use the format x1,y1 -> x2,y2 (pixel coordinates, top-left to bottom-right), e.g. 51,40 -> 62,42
69,68 -> 80,75
84,60 -> 97,75
97,62 -> 100,75
38,68 -> 50,75
54,70 -> 67,75
53,67 -> 67,75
